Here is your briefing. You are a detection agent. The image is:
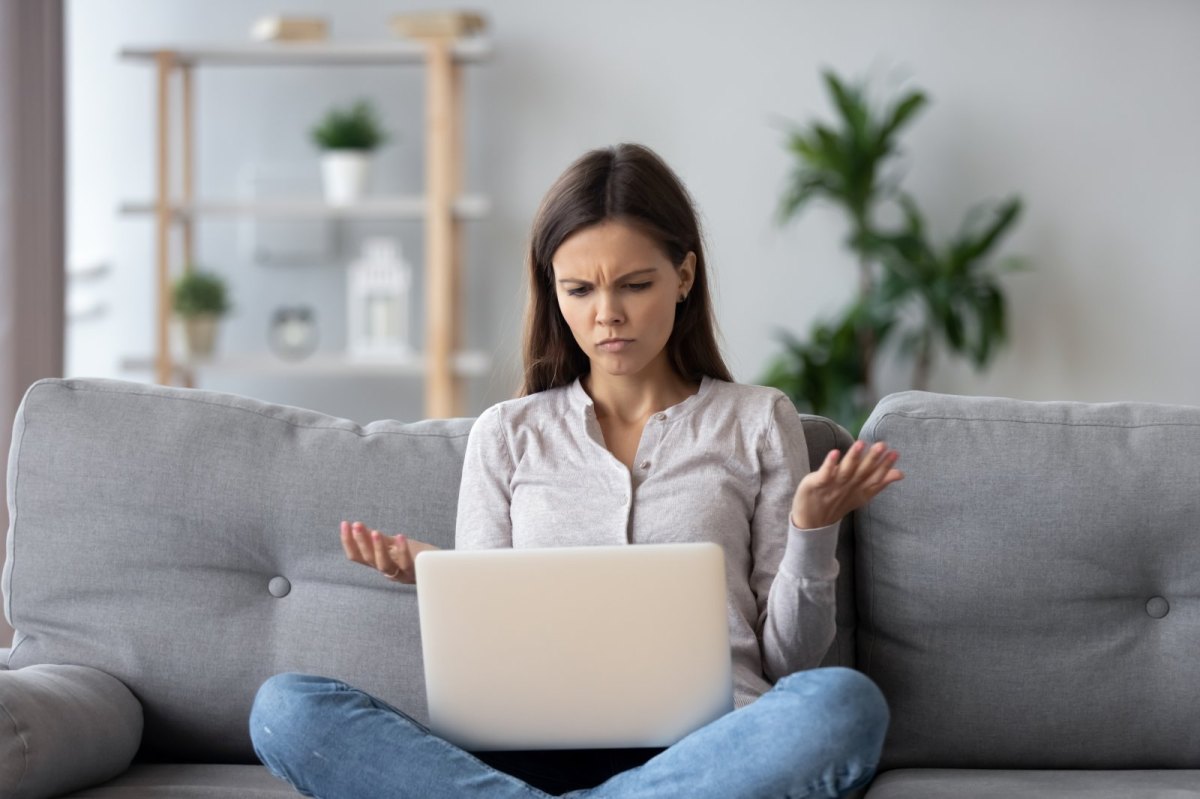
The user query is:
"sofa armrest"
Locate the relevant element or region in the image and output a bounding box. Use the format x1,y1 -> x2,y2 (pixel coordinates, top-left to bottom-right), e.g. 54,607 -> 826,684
0,664 -> 143,799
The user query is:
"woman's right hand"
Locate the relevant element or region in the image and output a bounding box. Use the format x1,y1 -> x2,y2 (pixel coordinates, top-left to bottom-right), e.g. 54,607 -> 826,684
339,520 -> 441,584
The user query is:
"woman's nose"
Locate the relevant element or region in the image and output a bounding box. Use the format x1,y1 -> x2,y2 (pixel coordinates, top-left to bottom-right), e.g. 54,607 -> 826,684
595,292 -> 624,325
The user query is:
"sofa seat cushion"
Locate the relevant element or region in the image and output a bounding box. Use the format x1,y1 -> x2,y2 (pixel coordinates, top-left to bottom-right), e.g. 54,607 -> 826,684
864,768 -> 1200,798
64,764 -> 294,798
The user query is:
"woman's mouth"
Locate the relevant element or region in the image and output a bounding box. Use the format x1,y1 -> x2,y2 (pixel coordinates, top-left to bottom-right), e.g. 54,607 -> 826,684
597,339 -> 633,352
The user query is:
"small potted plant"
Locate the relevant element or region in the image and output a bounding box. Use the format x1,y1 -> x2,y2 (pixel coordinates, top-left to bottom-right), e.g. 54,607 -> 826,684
171,268 -> 231,360
310,99 -> 390,204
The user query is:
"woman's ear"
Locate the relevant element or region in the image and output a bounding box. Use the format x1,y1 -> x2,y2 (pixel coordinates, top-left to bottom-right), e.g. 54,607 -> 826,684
679,252 -> 696,295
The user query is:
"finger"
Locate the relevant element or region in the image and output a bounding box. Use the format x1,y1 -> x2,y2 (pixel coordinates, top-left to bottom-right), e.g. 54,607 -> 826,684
339,521 -> 361,562
391,534 -> 412,573
371,530 -> 394,574
850,441 -> 888,482
865,460 -> 905,495
352,522 -> 376,563
864,449 -> 899,486
838,440 -> 866,475
801,450 -> 839,490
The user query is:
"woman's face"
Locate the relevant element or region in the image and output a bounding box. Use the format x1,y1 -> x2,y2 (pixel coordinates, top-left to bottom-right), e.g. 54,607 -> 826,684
551,219 -> 694,380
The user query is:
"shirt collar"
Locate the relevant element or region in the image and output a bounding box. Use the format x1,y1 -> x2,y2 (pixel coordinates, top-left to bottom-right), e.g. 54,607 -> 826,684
569,374 -> 713,421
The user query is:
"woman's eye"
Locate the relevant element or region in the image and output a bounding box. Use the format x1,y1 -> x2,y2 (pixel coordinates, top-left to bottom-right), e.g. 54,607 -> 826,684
564,282 -> 650,297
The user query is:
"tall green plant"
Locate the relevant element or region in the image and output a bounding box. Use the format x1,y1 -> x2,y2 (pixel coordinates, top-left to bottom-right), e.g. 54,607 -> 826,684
763,69 -> 1025,434
775,72 -> 927,404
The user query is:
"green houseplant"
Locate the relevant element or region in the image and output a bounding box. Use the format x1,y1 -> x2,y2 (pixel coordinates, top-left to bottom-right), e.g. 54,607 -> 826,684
171,268 -> 231,359
762,69 -> 1026,435
310,99 -> 391,204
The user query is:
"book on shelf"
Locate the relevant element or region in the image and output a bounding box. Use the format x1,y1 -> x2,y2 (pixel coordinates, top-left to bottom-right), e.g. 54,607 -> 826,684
251,16 -> 329,42
390,10 -> 487,39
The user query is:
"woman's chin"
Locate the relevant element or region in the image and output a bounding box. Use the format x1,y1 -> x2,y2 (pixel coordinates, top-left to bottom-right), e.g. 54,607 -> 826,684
592,355 -> 641,376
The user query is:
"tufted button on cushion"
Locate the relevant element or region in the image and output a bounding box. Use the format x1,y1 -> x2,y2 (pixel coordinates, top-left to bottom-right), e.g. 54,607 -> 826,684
268,576 -> 291,598
1145,596 -> 1169,618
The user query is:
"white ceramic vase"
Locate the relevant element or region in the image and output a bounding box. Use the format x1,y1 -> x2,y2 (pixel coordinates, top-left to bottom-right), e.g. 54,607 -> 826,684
320,150 -> 371,205
183,314 -> 219,359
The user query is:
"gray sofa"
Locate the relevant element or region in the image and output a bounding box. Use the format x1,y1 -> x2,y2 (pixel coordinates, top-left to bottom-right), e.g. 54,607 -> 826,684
2,377 -> 1198,798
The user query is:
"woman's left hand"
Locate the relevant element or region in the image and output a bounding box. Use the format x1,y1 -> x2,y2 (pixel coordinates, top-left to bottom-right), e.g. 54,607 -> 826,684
790,440 -> 904,530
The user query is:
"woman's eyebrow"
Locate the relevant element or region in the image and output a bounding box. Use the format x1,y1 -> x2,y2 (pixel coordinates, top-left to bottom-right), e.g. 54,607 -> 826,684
556,267 -> 657,286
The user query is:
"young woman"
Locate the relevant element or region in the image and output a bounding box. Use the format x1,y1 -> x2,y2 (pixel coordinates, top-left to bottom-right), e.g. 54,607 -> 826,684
251,142 -> 902,799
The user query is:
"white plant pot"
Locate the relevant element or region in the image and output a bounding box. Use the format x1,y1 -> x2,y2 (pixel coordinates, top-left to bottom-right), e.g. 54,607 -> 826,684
320,150 -> 371,205
182,314 -> 220,360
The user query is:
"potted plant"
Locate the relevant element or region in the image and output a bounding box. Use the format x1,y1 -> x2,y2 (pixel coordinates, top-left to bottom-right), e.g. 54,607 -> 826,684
762,69 -> 1026,434
310,99 -> 390,204
171,268 -> 231,359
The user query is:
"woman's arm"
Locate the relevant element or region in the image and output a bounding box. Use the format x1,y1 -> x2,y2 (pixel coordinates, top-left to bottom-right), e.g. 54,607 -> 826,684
750,395 -> 842,683
752,395 -> 904,682
454,403 -> 517,550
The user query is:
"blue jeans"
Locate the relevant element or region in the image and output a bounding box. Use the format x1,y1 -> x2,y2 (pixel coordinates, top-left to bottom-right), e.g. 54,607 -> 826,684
250,667 -> 888,799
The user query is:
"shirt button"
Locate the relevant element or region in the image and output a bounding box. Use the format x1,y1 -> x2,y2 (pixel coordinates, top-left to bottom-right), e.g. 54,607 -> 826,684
639,460 -> 651,469
654,413 -> 666,421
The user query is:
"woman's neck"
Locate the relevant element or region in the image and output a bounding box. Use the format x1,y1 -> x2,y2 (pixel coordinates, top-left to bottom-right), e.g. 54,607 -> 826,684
583,367 -> 700,425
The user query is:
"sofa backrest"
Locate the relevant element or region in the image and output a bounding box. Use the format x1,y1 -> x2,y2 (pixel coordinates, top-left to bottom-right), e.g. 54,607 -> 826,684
4,377 -> 855,763
857,391 -> 1200,771
5,378 -> 471,762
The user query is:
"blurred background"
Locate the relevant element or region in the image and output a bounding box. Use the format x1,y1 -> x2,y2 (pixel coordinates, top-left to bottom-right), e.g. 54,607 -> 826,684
4,0 -> 1199,430
1,0 -> 1196,651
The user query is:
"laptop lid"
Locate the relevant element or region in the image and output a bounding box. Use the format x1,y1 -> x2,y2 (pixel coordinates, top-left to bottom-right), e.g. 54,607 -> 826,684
415,542 -> 733,751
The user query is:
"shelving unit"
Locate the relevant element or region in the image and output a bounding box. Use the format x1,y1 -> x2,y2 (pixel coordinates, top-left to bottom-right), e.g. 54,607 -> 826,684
119,350 -> 491,379
118,38 -> 492,418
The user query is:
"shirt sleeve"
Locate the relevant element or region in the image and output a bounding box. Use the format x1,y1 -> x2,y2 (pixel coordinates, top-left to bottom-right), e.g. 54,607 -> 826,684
751,393 -> 841,683
453,404 -> 516,550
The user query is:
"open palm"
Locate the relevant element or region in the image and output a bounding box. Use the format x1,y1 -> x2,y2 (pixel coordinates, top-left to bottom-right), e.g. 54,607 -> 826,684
790,440 -> 904,530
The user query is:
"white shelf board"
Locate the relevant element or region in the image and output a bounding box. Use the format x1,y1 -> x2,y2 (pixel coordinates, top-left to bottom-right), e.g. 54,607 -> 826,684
120,350 -> 492,378
118,195 -> 489,220
119,39 -> 492,66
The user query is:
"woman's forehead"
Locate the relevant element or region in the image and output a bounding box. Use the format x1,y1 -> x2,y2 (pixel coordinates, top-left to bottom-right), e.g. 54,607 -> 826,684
552,221 -> 669,281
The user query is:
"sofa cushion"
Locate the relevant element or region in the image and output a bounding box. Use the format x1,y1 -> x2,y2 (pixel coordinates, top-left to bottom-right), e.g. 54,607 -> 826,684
0,664 -> 142,799
863,768 -> 1200,798
4,378 -> 472,762
857,391 -> 1200,770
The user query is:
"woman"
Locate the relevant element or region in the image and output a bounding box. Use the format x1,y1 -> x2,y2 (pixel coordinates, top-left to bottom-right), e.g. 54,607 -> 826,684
251,142 -> 902,799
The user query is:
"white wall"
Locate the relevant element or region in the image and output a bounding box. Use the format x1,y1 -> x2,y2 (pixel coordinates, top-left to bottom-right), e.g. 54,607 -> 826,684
67,0 -> 1200,423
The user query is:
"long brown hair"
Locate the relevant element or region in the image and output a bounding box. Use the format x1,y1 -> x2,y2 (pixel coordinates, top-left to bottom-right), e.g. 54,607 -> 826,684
520,143 -> 733,396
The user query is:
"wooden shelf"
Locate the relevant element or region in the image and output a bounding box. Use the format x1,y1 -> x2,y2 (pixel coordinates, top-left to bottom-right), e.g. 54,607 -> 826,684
118,195 -> 490,220
120,350 -> 492,378
119,39 -> 492,66
122,36 -> 489,417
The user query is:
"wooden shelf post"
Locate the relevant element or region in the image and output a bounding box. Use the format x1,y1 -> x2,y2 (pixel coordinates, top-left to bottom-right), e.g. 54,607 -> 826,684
424,37 -> 461,419
154,50 -> 174,387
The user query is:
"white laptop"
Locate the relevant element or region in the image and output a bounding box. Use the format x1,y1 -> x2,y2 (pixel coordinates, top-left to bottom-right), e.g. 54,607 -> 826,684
414,542 -> 733,751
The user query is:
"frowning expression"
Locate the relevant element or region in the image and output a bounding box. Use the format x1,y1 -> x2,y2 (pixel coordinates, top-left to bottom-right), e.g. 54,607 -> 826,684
552,219 -> 694,378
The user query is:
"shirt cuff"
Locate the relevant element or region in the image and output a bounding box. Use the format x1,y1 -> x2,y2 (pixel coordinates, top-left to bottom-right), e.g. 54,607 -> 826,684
779,519 -> 840,582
